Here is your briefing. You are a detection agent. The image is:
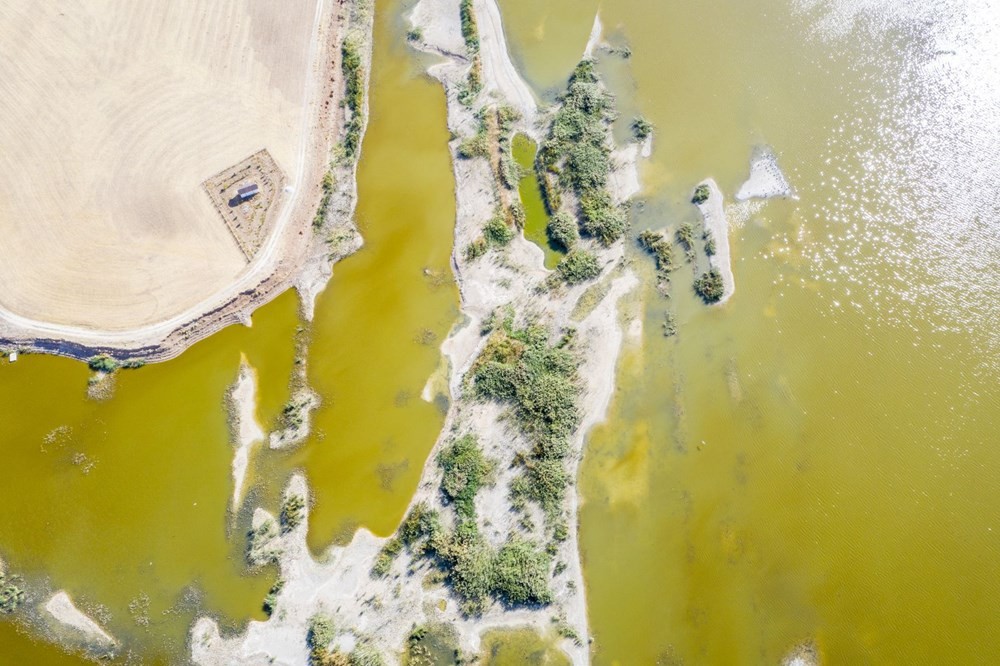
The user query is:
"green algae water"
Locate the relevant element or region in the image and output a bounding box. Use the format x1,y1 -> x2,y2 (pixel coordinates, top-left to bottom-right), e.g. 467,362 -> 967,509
0,290 -> 302,662
499,0 -> 1000,663
0,0 -> 456,660
271,0 -> 458,553
512,134 -> 561,268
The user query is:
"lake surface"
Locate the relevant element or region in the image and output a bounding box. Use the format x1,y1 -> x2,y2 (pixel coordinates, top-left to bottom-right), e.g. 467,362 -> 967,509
498,0 -> 1000,662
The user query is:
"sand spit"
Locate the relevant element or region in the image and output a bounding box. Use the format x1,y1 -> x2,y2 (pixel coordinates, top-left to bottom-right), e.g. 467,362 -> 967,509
191,2 -> 641,664
0,0 -> 369,365
227,359 -> 266,511
42,591 -> 117,653
696,179 -> 736,304
736,145 -> 794,201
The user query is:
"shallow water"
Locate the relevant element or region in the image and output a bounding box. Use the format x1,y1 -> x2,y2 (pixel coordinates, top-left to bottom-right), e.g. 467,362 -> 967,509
512,133 -> 561,268
479,627 -> 570,665
0,0 -> 456,660
498,0 -> 1000,662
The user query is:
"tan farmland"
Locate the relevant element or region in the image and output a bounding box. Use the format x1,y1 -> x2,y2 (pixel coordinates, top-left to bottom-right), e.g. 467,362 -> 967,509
0,0 -> 322,331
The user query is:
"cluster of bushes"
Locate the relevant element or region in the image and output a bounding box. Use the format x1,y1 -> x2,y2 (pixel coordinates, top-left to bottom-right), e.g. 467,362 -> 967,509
280,494 -> 306,533
437,434 -> 496,519
87,354 -> 119,373
631,115 -> 654,141
342,35 -> 365,158
470,322 -> 579,519
262,578 -> 284,617
313,171 -> 335,229
0,574 -> 24,614
546,211 -> 578,251
676,222 -> 696,262
457,131 -> 489,160
694,269 -> 725,303
692,184 -> 710,205
457,0 -> 483,105
637,229 -> 674,274
555,249 -> 600,285
396,502 -> 552,614
307,614 -> 385,666
537,60 -> 627,246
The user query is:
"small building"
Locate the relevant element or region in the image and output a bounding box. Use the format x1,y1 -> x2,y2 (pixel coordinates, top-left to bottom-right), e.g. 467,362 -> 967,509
237,183 -> 260,200
8,351 -> 17,363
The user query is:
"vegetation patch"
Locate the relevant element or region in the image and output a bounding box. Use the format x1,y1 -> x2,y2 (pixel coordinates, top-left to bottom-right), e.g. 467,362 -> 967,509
371,537 -> 402,577
546,211 -> 579,251
538,59 -> 627,246
483,215 -> 515,247
637,229 -> 674,275
556,249 -> 601,285
280,494 -> 306,533
491,537 -> 553,606
464,237 -> 488,261
307,614 -> 337,665
0,574 -> 25,614
341,35 -> 366,158
262,578 -> 284,617
691,184 -> 710,205
87,354 -> 119,373
469,321 -> 580,520
694,269 -> 724,303
437,434 -> 496,520
631,115 -> 653,141
314,171 -> 335,229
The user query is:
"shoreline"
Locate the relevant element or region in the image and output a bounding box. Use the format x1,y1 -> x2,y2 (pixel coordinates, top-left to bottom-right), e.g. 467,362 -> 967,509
189,2 -> 642,663
0,0 -> 367,366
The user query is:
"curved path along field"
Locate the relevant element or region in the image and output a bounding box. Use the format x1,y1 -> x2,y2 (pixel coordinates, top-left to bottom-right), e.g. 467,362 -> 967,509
0,0 -> 327,345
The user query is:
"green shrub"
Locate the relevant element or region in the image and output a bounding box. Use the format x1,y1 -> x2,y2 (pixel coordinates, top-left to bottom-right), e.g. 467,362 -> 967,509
483,216 -> 514,246
0,575 -> 24,614
348,644 -> 385,666
676,222 -> 695,249
464,237 -> 488,261
459,0 -> 479,52
497,105 -> 520,134
704,235 -> 717,256
692,184 -> 710,204
307,614 -> 336,652
262,578 -> 284,616
313,171 -> 335,229
406,27 -> 422,42
399,502 -> 443,548
694,269 -> 725,303
341,36 -> 366,158
280,494 -> 306,533
471,324 -> 580,439
439,521 -> 493,615
499,150 -> 519,190
491,538 -> 553,606
457,132 -> 489,159
87,354 -> 118,373
436,434 -> 495,519
637,229 -> 673,272
563,142 -> 609,193
508,202 -> 526,228
371,538 -> 402,577
556,250 -> 601,284
546,211 -> 578,251
580,190 -> 627,245
511,456 -> 570,518
631,115 -> 653,141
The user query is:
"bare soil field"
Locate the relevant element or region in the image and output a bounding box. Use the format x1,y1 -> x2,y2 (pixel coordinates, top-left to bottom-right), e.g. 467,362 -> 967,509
0,1 -> 322,331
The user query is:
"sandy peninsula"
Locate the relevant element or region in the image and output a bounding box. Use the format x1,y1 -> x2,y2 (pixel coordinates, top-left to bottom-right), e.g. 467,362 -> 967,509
0,0 -> 366,364
190,2 -> 642,664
